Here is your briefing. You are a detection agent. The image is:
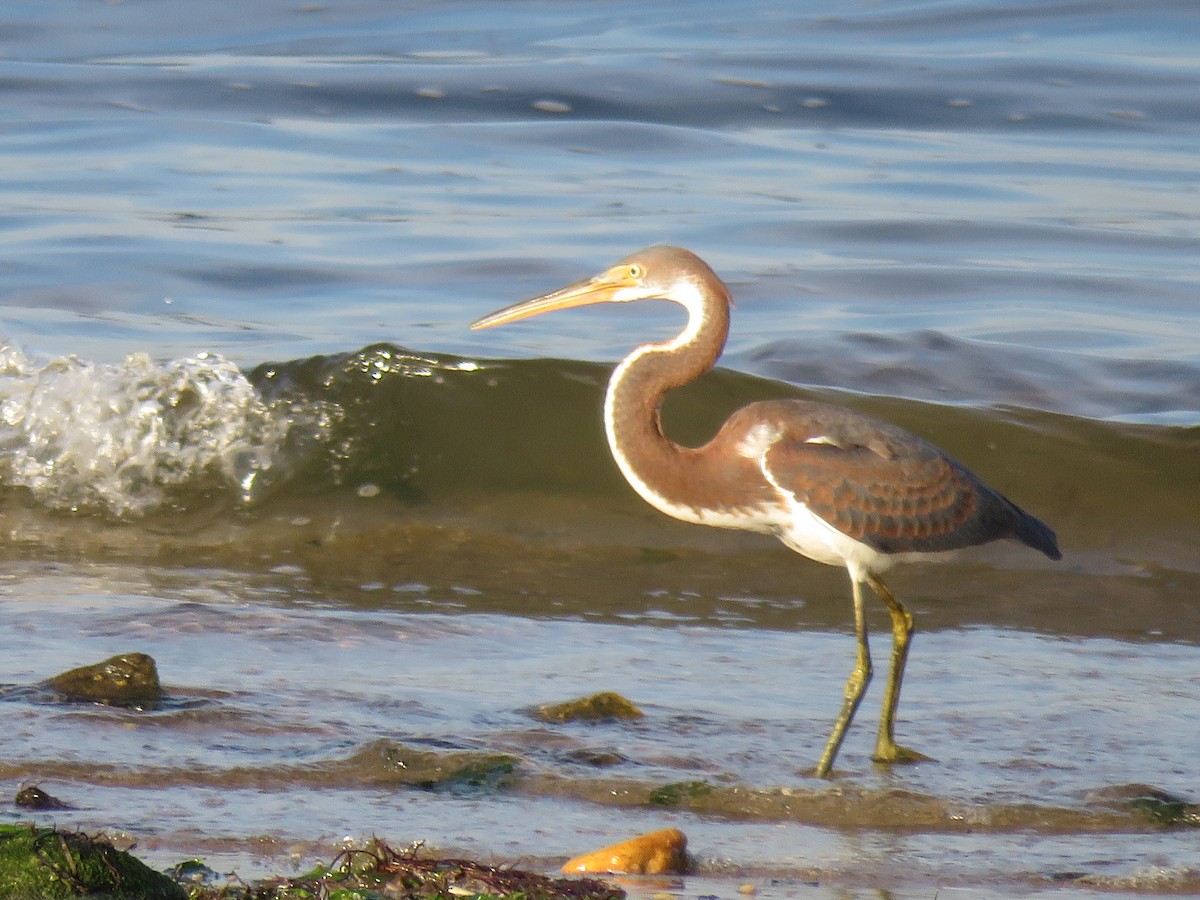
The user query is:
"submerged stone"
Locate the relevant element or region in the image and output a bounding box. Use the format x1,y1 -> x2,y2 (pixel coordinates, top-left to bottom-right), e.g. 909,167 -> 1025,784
563,748 -> 628,767
537,691 -> 644,723
345,740 -> 519,794
0,824 -> 185,899
43,653 -> 162,707
1128,790 -> 1200,828
561,827 -> 689,876
648,780 -> 714,807
1092,784 -> 1200,828
422,753 -> 518,794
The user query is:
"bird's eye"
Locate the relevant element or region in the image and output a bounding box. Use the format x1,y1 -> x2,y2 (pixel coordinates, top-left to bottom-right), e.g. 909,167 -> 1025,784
628,264 -> 644,279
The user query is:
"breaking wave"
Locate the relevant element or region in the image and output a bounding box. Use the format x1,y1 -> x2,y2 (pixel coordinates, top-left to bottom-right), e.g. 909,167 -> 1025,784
0,343 -> 327,517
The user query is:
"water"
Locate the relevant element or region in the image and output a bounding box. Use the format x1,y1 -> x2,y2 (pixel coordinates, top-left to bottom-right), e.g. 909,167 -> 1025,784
1,1 -> 1198,897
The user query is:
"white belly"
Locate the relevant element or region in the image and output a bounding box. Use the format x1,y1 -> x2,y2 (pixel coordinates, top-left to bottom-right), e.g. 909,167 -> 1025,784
775,501 -> 894,579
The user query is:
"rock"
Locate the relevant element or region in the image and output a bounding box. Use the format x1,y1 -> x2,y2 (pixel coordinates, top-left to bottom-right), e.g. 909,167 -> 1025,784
14,785 -> 69,810
561,827 -> 689,876
43,652 -> 162,707
563,748 -> 627,767
537,691 -> 644,723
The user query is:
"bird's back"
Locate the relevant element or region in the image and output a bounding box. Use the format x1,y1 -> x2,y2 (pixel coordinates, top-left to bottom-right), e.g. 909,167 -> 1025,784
718,399 -> 1061,561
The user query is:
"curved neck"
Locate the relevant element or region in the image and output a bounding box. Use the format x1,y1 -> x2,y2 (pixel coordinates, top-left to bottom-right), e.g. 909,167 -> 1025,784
602,280 -> 730,513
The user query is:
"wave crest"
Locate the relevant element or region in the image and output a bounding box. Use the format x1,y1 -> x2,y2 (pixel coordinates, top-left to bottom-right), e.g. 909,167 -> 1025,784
0,346 -> 310,517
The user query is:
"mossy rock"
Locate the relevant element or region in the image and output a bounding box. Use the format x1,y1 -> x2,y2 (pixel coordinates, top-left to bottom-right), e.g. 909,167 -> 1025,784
537,692 -> 644,723
0,824 -> 185,899
43,653 -> 162,708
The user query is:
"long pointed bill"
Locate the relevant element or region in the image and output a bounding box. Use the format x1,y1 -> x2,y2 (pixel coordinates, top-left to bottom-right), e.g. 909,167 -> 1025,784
470,270 -> 635,331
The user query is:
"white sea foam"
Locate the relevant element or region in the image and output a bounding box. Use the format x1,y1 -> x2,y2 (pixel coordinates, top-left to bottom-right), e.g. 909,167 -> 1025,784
0,344 -> 302,517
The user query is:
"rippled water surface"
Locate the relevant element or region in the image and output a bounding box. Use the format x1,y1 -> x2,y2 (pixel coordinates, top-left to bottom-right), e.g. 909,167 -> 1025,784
1,1 -> 1198,897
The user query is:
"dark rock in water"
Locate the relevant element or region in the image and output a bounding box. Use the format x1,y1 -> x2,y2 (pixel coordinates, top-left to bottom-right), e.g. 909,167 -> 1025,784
537,691 -> 644,723
0,823 -> 186,899
43,652 -> 162,707
15,785 -> 70,810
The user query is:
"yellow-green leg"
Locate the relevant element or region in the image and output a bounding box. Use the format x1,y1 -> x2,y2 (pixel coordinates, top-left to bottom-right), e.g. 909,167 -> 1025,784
814,575 -> 873,778
867,573 -> 932,766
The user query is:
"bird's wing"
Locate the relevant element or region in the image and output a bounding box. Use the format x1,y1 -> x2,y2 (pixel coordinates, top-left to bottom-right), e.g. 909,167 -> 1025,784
754,402 -> 1008,554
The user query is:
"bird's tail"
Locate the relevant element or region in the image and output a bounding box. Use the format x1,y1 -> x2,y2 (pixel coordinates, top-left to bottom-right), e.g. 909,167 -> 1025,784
1010,505 -> 1062,560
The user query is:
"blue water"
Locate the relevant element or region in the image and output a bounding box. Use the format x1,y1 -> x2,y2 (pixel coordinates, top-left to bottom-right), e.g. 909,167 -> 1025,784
2,2 -> 1199,896
4,1 -> 1198,408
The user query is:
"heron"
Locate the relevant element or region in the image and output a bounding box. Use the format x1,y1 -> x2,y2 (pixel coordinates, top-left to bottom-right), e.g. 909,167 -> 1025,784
471,245 -> 1061,777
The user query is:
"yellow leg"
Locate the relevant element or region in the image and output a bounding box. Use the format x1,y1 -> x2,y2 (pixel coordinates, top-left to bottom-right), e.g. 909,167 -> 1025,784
867,574 -> 932,766
814,575 -> 872,778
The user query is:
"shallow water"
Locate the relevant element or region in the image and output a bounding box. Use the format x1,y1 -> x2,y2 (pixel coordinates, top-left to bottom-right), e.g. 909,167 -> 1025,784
1,1 -> 1199,897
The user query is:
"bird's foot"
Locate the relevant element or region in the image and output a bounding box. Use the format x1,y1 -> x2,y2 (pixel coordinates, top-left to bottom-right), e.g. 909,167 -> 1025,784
872,740 -> 934,767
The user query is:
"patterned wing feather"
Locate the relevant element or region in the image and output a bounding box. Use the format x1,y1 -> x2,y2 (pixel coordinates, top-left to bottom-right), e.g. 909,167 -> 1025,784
751,401 -> 1058,557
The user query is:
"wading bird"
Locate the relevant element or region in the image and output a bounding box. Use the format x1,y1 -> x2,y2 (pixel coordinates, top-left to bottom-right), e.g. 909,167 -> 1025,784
471,245 -> 1061,777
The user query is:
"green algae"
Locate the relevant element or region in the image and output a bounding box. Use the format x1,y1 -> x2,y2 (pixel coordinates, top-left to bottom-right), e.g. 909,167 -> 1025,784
187,839 -> 623,900
536,692 -> 643,723
0,829 -> 622,900
647,780 -> 714,808
0,824 -> 184,899
1129,791 -> 1200,828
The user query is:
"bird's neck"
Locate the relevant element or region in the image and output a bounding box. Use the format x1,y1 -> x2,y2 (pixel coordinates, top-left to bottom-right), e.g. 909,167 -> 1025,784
602,280 -> 730,511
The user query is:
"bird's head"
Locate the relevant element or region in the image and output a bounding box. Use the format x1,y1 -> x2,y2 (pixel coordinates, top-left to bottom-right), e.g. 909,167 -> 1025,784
470,245 -> 726,331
